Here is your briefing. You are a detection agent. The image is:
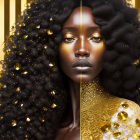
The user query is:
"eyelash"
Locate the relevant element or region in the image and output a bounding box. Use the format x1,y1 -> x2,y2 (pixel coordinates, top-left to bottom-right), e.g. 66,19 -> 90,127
89,36 -> 103,43
63,38 -> 76,43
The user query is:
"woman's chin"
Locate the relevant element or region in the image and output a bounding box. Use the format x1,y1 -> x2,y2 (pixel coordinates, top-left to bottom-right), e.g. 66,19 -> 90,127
71,74 -> 95,83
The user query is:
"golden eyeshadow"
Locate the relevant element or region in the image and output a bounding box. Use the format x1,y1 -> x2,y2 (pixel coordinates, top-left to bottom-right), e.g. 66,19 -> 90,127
91,32 -> 101,38
64,33 -> 74,38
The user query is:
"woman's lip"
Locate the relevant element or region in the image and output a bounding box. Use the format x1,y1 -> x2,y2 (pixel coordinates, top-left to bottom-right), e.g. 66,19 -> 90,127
72,66 -> 92,71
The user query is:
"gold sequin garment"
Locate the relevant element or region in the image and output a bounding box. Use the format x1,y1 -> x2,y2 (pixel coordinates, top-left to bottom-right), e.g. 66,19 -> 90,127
80,76 -> 140,140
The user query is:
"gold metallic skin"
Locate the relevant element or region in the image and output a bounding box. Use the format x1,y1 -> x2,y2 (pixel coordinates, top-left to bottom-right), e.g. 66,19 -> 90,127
80,76 -> 140,140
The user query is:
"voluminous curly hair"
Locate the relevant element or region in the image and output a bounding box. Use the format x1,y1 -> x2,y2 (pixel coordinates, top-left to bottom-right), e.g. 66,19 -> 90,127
0,0 -> 139,139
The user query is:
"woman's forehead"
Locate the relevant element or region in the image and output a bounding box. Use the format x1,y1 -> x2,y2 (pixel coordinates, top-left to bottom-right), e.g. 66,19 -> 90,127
63,6 -> 99,28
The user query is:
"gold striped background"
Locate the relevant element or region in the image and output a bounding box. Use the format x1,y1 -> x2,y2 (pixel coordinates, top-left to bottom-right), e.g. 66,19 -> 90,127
0,0 -> 137,62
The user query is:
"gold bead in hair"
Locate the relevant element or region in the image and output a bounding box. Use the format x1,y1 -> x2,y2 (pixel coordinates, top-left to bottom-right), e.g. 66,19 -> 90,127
11,120 -> 17,127
47,29 -> 53,35
14,63 -> 21,70
132,59 -> 140,66
16,87 -> 21,92
51,103 -> 57,108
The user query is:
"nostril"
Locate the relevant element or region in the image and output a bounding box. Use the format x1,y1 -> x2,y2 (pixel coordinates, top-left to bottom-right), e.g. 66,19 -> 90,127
75,49 -> 90,57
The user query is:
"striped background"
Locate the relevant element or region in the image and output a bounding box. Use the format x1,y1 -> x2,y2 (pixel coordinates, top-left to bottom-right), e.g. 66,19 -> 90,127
0,0 -> 136,61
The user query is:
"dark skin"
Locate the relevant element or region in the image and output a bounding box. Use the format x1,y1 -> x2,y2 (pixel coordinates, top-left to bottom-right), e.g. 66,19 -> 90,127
55,6 -> 106,140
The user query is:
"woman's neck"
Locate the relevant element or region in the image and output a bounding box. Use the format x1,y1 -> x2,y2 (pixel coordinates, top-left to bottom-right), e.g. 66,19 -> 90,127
68,78 -> 80,128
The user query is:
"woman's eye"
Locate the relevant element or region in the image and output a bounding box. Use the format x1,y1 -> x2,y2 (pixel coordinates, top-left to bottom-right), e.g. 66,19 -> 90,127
89,32 -> 103,43
90,36 -> 103,42
63,38 -> 76,43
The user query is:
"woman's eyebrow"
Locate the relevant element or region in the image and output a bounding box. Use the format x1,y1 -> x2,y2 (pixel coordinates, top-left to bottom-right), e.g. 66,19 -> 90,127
63,27 -> 78,31
87,26 -> 100,31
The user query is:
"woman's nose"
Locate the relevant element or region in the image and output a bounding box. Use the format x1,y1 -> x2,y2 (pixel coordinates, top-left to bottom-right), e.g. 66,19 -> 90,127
75,36 -> 90,57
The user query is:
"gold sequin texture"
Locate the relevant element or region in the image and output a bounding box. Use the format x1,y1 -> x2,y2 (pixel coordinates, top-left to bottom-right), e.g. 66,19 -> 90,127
133,133 -> 140,139
121,102 -> 129,108
101,123 -> 111,133
117,111 -> 128,121
113,132 -> 122,138
113,122 -> 120,129
14,63 -> 21,70
136,118 -> 140,127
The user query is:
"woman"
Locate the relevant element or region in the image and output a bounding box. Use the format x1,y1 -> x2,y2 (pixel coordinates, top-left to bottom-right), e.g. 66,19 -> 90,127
0,0 -> 139,139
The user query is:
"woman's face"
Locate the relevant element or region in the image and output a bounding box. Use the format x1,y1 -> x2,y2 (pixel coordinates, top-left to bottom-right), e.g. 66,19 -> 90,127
59,6 -> 106,83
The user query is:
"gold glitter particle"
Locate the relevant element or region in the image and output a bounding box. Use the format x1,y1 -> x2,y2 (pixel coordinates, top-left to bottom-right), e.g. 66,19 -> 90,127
0,116 -> 3,119
3,84 -> 7,88
51,103 -> 57,108
133,133 -> 140,139
121,102 -> 129,108
101,123 -> 111,133
17,32 -> 20,36
19,52 -> 23,55
136,118 -> 140,127
50,17 -> 53,22
12,45 -> 16,49
14,63 -> 21,70
0,71 -> 2,78
5,48 -> 11,55
47,29 -> 53,35
23,35 -> 28,39
21,71 -> 28,75
39,117 -> 45,123
26,117 -> 31,122
14,100 -> 18,104
49,63 -> 54,67
10,72 -> 15,76
43,107 -> 48,111
44,45 -> 47,49
113,132 -> 122,138
117,111 -> 128,121
11,120 -> 17,126
36,25 -> 40,29
20,104 -> 24,107
16,87 -> 21,92
0,83 -> 3,88
113,122 -> 120,129
52,67 -> 57,72
50,90 -> 56,96
132,59 -> 140,65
